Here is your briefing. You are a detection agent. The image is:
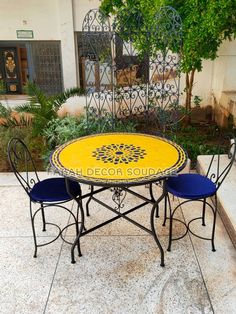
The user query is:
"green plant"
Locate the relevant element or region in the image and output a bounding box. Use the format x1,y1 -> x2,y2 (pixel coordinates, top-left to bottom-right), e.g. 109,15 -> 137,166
99,48 -> 111,63
15,82 -> 85,136
44,116 -> 88,149
193,95 -> 202,107
0,103 -> 31,127
43,112 -> 137,166
0,125 -> 46,171
0,80 -> 6,95
169,126 -> 227,167
44,113 -> 136,149
0,103 -> 12,118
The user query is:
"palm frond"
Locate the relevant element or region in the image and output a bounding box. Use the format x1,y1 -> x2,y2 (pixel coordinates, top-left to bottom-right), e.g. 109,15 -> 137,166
26,81 -> 49,107
14,102 -> 39,114
53,87 -> 85,110
0,103 -> 12,118
0,114 -> 31,128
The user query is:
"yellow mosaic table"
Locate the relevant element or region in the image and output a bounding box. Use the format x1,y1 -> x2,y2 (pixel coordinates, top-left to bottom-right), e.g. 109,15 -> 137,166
50,133 -> 187,186
50,133 -> 187,267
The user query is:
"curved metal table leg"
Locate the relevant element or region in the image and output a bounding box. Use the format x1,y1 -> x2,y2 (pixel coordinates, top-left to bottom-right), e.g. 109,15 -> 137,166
162,194 -> 167,226
150,202 -> 165,267
149,182 -> 161,218
86,185 -> 94,217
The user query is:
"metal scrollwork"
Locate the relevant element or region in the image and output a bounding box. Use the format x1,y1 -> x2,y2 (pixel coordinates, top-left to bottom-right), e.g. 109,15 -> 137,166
82,7 -> 182,132
206,137 -> 236,189
7,138 -> 40,194
110,187 -> 127,211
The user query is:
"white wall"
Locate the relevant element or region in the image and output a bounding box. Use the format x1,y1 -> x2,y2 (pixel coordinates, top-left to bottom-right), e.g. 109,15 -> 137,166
212,40 -> 236,101
73,0 -> 101,31
0,0 -> 60,40
58,0 -> 77,89
179,60 -> 214,107
178,39 -> 236,107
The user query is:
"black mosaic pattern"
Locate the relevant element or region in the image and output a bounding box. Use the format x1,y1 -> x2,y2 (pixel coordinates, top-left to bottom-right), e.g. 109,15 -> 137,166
92,143 -> 146,164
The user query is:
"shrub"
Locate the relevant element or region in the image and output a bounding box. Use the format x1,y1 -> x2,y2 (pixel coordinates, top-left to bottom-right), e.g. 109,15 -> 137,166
169,125 -> 228,167
0,125 -> 46,171
15,82 -> 85,136
43,114 -> 137,166
44,116 -> 88,149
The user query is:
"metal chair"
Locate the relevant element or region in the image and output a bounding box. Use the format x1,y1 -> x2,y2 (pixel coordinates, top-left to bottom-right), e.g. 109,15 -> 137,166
164,137 -> 236,252
7,138 -> 82,258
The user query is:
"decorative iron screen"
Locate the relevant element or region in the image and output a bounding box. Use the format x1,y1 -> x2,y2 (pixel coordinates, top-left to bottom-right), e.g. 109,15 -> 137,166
81,8 -> 183,132
30,41 -> 63,95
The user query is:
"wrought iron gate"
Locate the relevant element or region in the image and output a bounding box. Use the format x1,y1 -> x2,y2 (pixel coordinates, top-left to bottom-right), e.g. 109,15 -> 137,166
81,7 -> 182,132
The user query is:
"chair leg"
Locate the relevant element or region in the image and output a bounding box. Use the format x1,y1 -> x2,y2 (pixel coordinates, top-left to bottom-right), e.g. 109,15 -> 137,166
40,203 -> 46,232
30,201 -> 38,258
71,198 -> 85,263
202,198 -> 206,226
167,194 -> 173,252
211,195 -> 217,252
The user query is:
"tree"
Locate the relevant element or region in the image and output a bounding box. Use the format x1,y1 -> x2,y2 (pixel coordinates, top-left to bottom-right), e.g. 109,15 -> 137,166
100,0 -> 236,124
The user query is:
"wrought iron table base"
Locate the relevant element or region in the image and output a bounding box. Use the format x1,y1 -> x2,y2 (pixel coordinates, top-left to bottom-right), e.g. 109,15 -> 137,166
70,183 -> 166,267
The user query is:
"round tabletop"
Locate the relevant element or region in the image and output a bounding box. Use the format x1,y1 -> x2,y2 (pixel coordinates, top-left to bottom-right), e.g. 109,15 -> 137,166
50,133 -> 187,186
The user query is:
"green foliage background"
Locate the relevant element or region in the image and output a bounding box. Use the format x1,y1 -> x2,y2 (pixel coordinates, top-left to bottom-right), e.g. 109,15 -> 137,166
100,0 -> 236,115
100,0 -> 236,72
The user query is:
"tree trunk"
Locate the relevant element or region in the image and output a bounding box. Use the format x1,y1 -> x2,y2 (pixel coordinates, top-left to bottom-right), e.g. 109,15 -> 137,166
184,69 -> 195,125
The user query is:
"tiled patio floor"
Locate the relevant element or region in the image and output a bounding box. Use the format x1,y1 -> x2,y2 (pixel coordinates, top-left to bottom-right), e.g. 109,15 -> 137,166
0,173 -> 235,314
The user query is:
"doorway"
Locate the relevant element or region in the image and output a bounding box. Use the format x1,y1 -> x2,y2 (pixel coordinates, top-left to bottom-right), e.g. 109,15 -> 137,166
0,45 -> 29,94
0,41 -> 63,96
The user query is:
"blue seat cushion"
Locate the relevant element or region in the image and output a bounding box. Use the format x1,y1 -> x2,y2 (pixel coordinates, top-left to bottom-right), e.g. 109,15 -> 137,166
30,178 -> 81,202
166,173 -> 216,199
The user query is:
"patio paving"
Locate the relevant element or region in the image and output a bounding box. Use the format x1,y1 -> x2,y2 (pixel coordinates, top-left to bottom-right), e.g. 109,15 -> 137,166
0,173 -> 235,314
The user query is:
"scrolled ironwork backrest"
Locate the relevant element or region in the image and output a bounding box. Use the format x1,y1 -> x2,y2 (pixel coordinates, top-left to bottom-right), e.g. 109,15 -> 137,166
7,138 -> 40,195
206,137 -> 236,190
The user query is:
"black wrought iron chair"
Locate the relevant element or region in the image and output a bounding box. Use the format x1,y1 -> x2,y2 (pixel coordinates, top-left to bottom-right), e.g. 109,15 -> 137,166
164,137 -> 236,251
7,138 -> 82,258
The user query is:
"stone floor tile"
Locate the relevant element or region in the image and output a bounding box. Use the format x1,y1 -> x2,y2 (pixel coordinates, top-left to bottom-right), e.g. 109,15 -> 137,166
178,200 -> 236,314
45,235 -> 213,314
0,186 -> 73,237
0,237 -> 62,314
0,174 -> 235,314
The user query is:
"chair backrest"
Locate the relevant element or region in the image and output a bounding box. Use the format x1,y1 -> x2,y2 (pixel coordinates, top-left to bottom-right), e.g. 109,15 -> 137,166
7,138 -> 40,195
206,137 -> 236,190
